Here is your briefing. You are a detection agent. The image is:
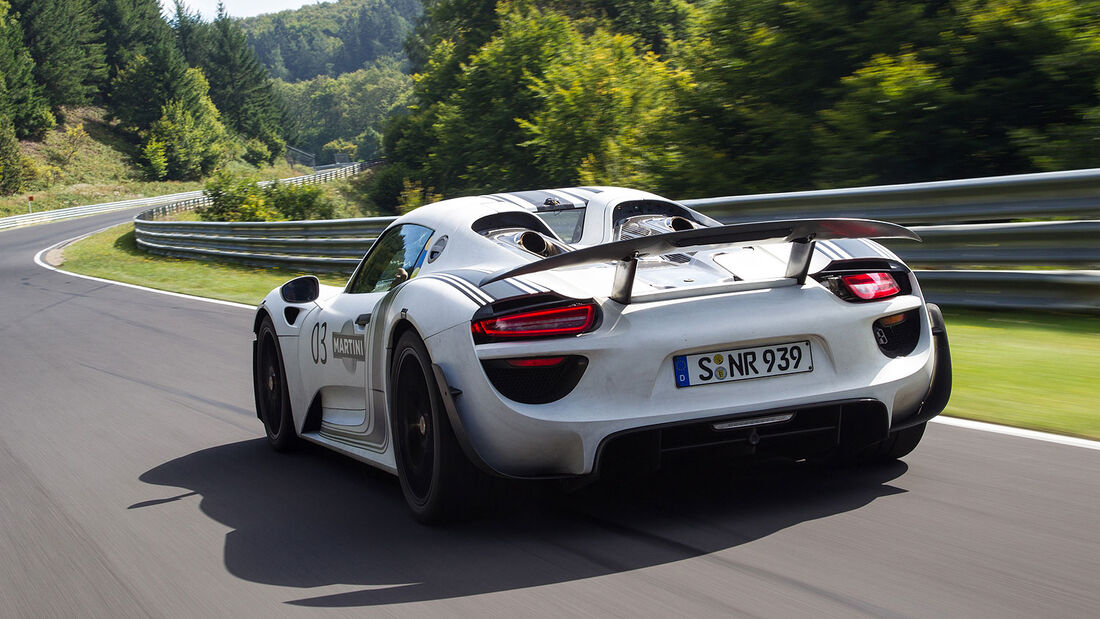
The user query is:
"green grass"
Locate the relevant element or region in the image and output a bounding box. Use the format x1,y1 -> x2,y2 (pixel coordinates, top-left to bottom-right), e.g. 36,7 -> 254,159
1,107 -> 315,218
59,225 -> 1099,439
940,309 -> 1099,440
61,223 -> 347,305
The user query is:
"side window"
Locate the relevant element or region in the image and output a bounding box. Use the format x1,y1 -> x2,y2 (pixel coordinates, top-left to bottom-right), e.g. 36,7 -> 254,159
346,224 -> 434,294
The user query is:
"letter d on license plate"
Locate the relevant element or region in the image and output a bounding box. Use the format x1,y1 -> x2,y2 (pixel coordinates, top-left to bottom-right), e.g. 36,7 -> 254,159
674,341 -> 813,388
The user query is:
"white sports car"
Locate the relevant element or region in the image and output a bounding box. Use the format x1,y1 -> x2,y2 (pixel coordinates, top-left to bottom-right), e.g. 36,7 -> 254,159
253,187 -> 951,522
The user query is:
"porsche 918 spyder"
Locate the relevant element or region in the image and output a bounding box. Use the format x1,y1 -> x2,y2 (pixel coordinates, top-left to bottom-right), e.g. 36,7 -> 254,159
252,186 -> 952,522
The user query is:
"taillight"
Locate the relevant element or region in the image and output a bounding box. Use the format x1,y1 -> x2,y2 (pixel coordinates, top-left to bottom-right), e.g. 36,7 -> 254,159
471,304 -> 597,341
840,272 -> 900,300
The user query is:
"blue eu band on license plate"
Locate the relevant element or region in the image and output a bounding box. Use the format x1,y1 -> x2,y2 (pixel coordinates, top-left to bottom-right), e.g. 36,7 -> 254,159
674,341 -> 813,388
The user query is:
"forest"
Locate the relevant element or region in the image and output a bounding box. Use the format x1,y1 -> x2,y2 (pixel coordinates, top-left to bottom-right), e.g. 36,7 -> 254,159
2,0 -> 1098,215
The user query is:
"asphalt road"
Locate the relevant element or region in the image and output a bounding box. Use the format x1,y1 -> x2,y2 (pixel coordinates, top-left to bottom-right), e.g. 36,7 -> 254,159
1,213 -> 1097,618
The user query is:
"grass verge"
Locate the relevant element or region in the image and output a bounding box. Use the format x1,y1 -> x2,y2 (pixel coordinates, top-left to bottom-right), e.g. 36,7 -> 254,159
940,309 -> 1098,440
59,224 -> 1099,440
60,223 -> 347,305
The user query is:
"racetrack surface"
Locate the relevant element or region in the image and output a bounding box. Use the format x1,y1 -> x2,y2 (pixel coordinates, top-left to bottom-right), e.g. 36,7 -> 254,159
1,213 -> 1097,618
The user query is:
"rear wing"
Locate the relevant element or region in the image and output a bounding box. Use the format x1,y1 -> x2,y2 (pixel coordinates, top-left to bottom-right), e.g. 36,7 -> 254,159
481,218 -> 920,304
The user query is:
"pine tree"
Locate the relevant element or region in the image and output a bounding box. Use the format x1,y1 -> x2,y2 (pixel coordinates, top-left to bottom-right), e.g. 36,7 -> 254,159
97,0 -> 175,81
204,3 -> 284,154
9,0 -> 106,109
110,37 -> 190,132
0,2 -> 52,137
170,0 -> 209,68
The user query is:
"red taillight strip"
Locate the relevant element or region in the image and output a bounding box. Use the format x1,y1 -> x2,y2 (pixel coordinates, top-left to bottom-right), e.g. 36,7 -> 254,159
472,304 -> 596,339
840,272 -> 901,300
505,357 -> 566,367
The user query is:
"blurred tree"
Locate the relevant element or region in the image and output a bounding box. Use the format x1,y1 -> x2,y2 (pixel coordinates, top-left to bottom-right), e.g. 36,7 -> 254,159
519,27 -> 689,190
816,51 -> 965,186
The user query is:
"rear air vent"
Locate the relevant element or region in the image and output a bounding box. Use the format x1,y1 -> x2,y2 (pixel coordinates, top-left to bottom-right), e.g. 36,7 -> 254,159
481,356 -> 588,404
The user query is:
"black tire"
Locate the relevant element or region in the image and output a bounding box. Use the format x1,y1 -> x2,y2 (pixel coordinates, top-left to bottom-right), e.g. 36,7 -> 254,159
832,422 -> 927,466
255,316 -> 298,451
391,330 -> 484,524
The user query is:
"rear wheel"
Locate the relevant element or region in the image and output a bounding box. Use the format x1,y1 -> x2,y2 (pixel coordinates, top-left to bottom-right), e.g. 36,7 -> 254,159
832,422 -> 926,466
255,316 -> 298,451
391,330 -> 484,524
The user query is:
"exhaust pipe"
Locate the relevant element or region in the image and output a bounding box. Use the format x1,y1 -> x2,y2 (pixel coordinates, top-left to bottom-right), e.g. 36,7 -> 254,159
518,231 -> 550,256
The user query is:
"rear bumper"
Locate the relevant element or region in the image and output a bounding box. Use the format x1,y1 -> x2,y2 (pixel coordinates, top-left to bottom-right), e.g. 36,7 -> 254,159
427,285 -> 948,478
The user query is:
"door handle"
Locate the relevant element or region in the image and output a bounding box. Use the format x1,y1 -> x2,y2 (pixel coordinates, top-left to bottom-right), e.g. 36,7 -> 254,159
355,313 -> 371,327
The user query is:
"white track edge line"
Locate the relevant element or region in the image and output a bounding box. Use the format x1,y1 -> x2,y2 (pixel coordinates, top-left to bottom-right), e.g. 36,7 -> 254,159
933,416 -> 1100,451
34,227 -> 254,311
34,227 -> 1100,451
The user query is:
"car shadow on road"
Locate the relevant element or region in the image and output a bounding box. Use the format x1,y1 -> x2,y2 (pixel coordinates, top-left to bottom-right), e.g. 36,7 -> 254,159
132,438 -> 908,607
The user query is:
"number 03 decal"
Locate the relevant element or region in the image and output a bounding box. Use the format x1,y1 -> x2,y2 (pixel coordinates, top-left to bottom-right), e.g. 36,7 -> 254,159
311,321 -> 328,364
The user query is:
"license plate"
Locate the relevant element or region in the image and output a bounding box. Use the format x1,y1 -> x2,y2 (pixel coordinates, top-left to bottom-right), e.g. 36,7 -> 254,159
674,341 -> 813,388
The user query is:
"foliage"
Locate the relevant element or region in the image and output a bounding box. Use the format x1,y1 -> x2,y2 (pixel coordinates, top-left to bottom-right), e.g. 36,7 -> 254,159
396,179 -> 442,214
199,171 -> 282,222
0,112 -> 28,195
54,123 -> 90,164
141,69 -> 232,181
203,7 -> 286,158
109,45 -> 189,133
264,181 -> 336,221
518,26 -> 690,190
242,138 -> 273,167
141,138 -> 168,180
276,58 -> 411,163
816,51 -> 964,187
0,2 -> 53,137
240,0 -> 420,81
199,171 -> 336,222
10,0 -> 106,109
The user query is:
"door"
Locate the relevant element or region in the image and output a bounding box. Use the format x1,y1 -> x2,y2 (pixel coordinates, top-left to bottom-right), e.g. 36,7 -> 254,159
316,223 -> 435,445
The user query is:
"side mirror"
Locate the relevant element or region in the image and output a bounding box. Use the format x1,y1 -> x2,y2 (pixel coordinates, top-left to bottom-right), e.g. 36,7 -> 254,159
280,276 -> 320,304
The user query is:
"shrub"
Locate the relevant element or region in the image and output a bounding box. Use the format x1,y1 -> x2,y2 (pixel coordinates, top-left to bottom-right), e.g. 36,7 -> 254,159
199,171 -> 281,222
0,116 -> 27,195
142,138 -> 168,180
242,138 -> 271,167
199,172 -> 335,222
264,181 -> 335,221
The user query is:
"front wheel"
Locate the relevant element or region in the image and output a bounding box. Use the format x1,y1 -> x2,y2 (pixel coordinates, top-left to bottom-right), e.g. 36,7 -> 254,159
391,331 -> 485,524
255,316 -> 298,451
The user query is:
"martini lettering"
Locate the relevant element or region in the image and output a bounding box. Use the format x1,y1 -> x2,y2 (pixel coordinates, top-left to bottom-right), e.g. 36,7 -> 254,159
331,332 -> 365,360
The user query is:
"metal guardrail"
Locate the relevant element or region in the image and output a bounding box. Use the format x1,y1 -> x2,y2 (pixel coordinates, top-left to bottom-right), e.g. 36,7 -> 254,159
130,168 -> 1100,311
915,270 -> 1100,313
0,163 -> 367,232
680,167 -> 1100,224
1,190 -> 204,231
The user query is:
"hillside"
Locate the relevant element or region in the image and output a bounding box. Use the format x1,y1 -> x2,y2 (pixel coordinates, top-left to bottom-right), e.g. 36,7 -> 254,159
240,0 -> 421,82
0,107 -> 310,218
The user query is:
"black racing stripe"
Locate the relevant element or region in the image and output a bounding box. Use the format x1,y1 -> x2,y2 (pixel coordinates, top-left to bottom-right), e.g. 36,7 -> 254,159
421,276 -> 485,305
577,186 -> 604,193
815,243 -> 842,260
508,278 -> 540,294
517,278 -> 549,293
435,273 -> 494,304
